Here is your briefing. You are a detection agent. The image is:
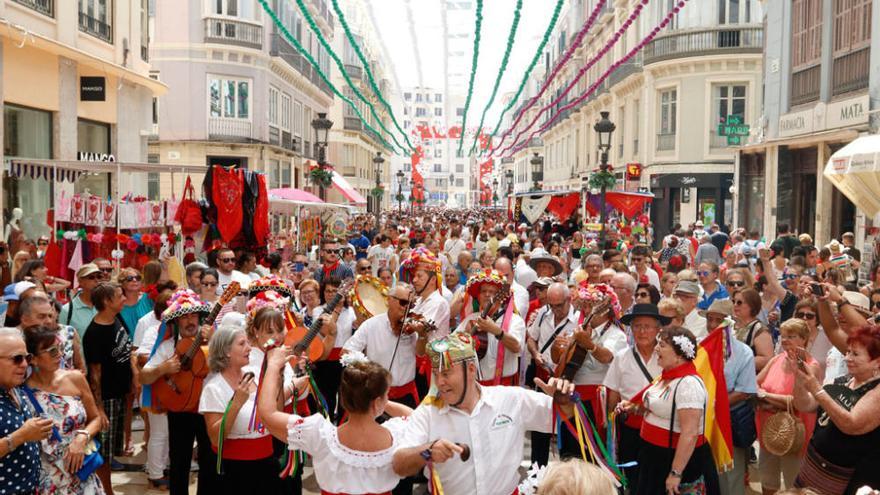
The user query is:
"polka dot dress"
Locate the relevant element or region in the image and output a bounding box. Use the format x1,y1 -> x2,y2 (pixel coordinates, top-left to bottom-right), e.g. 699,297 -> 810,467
0,388 -> 40,494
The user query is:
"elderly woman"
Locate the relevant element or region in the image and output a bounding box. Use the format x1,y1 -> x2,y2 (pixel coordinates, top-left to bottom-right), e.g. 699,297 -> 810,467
199,324 -> 279,494
793,324 -> 880,494
619,327 -> 720,495
755,319 -> 819,494
117,268 -> 153,338
297,279 -> 322,326
24,325 -> 104,494
0,327 -> 54,494
657,298 -> 686,330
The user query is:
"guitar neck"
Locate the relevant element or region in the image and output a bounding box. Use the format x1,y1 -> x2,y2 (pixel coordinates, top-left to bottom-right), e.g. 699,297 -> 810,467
295,292 -> 344,352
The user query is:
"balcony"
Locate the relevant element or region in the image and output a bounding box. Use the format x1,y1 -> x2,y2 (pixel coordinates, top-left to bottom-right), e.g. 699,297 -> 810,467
204,17 -> 262,50
607,53 -> 642,87
791,64 -> 820,106
643,25 -> 763,65
269,33 -> 333,96
344,116 -> 363,131
832,47 -> 870,97
656,133 -> 676,151
528,137 -> 544,148
344,64 -> 363,80
12,0 -> 53,17
79,12 -> 112,43
208,117 -> 254,141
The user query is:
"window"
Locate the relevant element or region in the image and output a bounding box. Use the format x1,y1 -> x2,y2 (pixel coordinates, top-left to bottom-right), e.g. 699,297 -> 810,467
79,0 -> 113,42
435,93 -> 443,102
435,148 -> 443,158
456,178 -> 464,187
404,107 -> 409,115
456,149 -> 463,158
831,0 -> 871,95
618,105 -> 625,158
718,0 -> 751,24
416,93 -> 423,103
141,0 -> 149,61
212,0 -> 256,20
456,163 -> 464,173
433,163 -> 442,173
268,86 -> 279,126
659,89 -> 677,135
425,93 -> 432,103
632,98 -> 640,153
404,92 -> 412,101
456,107 -> 464,117
790,0 -> 823,104
434,107 -> 443,116
281,93 -> 291,130
293,100 -> 303,136
714,84 -> 746,124
415,107 -> 427,117
147,172 -> 160,200
209,76 -> 250,119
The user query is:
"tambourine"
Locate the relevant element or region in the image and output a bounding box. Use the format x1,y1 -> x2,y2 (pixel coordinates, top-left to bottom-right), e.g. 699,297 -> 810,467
350,275 -> 389,320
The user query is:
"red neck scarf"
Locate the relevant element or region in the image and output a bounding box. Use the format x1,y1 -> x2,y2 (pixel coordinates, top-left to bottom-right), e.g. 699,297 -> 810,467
322,260 -> 340,279
631,360 -> 698,405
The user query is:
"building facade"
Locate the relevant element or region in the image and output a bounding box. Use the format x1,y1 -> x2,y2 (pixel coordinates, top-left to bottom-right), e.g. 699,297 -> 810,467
149,0 -> 335,218
735,0 -> 878,247
503,0 -> 763,244
1,0 -> 161,240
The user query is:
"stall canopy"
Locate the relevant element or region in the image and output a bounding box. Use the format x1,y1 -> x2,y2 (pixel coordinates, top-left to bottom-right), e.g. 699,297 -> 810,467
331,171 -> 367,205
823,134 -> 880,217
268,188 -> 324,204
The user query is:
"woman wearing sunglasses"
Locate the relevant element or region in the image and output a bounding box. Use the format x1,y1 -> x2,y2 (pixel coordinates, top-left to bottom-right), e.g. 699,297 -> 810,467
24,325 -> 104,494
116,267 -> 153,458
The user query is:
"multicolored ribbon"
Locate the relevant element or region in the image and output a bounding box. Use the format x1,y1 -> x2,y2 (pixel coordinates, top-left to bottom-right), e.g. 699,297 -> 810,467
216,398 -> 234,474
554,401 -> 626,488
428,461 -> 445,495
492,298 -> 516,385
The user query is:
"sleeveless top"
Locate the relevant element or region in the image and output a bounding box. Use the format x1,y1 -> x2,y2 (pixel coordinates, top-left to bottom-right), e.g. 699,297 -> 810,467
811,376 -> 880,472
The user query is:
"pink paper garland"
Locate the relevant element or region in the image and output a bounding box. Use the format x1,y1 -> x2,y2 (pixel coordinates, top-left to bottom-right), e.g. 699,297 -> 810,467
505,0 -> 689,157
490,0 -> 609,155
496,0 -> 650,157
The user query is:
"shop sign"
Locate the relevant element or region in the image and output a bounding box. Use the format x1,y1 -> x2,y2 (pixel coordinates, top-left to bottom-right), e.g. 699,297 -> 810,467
825,94 -> 869,130
80,77 -> 106,101
77,151 -> 116,162
716,115 -> 750,145
777,107 -> 815,138
626,163 -> 642,180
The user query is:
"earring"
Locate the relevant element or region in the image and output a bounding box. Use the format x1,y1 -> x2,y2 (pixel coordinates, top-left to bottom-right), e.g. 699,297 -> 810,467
874,368 -> 880,378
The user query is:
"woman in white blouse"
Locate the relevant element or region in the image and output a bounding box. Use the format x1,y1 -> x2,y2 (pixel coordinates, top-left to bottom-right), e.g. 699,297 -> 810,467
258,347 -> 412,495
618,326 -> 720,495
199,324 -> 279,494
312,276 -> 357,421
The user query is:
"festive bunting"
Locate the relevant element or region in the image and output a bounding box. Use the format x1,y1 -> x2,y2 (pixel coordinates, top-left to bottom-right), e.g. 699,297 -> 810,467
604,191 -> 653,219
546,193 -> 580,221
455,0 -> 485,156
521,195 -> 552,224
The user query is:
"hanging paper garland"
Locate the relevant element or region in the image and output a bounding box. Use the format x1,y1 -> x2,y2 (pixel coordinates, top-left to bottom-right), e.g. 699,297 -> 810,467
455,0 -> 484,156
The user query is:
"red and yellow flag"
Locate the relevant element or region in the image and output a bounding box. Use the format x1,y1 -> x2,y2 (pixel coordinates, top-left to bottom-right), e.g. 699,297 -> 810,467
694,328 -> 734,472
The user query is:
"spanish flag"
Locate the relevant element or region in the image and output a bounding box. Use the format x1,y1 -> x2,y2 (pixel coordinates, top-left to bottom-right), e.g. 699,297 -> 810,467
694,328 -> 734,472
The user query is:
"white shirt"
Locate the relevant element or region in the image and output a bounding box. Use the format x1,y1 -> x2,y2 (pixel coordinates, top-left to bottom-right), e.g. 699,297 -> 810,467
198,372 -> 266,440
443,238 -> 467,263
314,305 -> 356,348
643,375 -> 707,433
511,282 -> 529,318
399,386 -> 554,495
455,312 -> 526,379
145,339 -> 176,368
569,321 -> 628,385
413,289 -> 451,338
441,285 -> 456,305
137,324 -> 161,356
630,265 -> 661,291
287,414 -> 406,493
133,312 -> 159,349
684,309 -> 708,341
514,259 -> 537,290
217,269 -> 251,296
528,306 -> 580,372
367,244 -> 395,276
603,346 -> 661,401
343,313 -> 418,387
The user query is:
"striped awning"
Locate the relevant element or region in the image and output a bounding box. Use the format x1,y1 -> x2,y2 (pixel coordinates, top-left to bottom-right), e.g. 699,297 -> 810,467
331,171 -> 367,205
7,160 -> 84,182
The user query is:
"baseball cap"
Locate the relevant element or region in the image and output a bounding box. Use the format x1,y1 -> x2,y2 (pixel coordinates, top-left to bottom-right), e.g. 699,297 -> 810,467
529,277 -> 555,289
3,281 -> 36,302
673,280 -> 701,296
76,263 -> 101,279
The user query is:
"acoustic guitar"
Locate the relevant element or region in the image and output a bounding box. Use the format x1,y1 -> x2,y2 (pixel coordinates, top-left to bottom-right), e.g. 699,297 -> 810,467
552,299 -> 610,381
285,279 -> 354,361
153,282 -> 240,412
473,282 -> 511,360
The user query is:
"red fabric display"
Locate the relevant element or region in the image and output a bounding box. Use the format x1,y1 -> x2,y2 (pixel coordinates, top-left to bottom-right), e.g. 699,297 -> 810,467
175,176 -> 203,235
212,166 -> 244,243
604,191 -> 653,219
254,173 -> 270,246
546,193 -> 581,221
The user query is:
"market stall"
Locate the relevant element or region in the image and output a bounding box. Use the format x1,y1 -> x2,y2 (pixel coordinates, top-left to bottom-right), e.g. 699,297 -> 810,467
268,187 -> 352,250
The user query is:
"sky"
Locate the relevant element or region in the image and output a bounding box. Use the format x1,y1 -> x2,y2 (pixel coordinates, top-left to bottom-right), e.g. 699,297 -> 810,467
369,0 -> 559,125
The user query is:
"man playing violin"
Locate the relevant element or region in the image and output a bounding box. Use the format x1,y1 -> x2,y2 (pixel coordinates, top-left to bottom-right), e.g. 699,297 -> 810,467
139,290 -> 216,495
454,270 -> 524,387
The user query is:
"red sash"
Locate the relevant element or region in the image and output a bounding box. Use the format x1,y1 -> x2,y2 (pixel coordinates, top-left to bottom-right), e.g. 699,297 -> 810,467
479,374 -> 517,387
327,347 -> 343,361
640,421 -> 706,448
213,435 -> 273,461
388,380 -> 419,404
321,492 -> 391,495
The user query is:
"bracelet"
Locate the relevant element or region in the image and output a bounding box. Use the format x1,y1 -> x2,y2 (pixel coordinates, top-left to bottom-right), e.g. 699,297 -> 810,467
813,389 -> 828,399
5,435 -> 14,452
74,429 -> 90,441
669,468 -> 683,478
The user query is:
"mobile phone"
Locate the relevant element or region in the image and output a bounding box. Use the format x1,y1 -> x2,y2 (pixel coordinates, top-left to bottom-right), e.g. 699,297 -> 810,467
294,262 -> 304,273
810,283 -> 825,297
241,371 -> 255,384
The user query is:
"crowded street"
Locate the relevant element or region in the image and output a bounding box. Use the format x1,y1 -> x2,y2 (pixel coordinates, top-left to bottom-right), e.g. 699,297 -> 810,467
2,0 -> 880,494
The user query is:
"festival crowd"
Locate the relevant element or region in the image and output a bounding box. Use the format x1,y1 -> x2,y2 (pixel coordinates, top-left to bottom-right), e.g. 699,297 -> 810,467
0,211 -> 878,495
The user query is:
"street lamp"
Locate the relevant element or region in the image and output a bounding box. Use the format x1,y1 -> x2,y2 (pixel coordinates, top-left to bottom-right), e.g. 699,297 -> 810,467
409,178 -> 415,216
530,152 -> 543,191
593,111 -> 616,246
396,169 -> 405,215
310,112 -> 334,201
372,151 -> 384,227
492,178 -> 499,210
449,173 -> 454,204
505,169 -> 514,218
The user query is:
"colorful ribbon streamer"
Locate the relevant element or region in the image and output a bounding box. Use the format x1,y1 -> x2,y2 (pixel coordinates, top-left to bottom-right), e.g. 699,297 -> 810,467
455,0 -> 484,156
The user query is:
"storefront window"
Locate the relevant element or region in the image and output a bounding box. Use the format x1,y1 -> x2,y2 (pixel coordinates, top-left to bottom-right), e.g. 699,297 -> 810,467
738,153 -> 765,234
76,119 -> 111,199
3,104 -> 53,241
777,146 -> 817,236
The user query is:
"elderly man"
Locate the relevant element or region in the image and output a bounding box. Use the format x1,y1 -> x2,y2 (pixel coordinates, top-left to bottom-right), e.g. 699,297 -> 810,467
19,292 -> 85,371
455,251 -> 473,286
674,280 -> 708,340
604,303 -> 669,489
493,257 -> 529,316
392,330 -> 574,495
610,272 -> 637,315
59,266 -> 106,336
2,281 -> 36,328
528,252 -> 563,279
583,254 -> 604,284
0,328 -> 53,494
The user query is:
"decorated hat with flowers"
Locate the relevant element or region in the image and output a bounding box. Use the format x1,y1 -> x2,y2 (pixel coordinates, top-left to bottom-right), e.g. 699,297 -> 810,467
426,330 -> 477,371
246,289 -> 289,317
464,269 -> 511,304
399,247 -> 442,286
248,274 -> 293,298
574,282 -> 623,321
161,289 -> 212,322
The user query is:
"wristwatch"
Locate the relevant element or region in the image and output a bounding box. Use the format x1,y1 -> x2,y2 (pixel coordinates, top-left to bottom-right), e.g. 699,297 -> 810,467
420,447 -> 433,462
669,468 -> 683,478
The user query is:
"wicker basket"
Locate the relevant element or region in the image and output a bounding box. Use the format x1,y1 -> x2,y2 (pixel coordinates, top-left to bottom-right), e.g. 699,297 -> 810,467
761,402 -> 805,456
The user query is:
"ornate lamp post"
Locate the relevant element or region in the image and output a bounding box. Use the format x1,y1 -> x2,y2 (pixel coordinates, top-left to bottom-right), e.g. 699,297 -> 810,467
449,173 -> 454,204
396,169 -> 405,215
310,112 -> 333,201
505,169 -> 514,218
409,178 -> 415,216
592,111 -> 616,246
530,152 -> 543,191
492,178 -> 499,210
371,151 -> 384,226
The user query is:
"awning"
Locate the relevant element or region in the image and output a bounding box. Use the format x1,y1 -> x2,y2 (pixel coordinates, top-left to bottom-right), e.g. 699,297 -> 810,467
331,172 -> 367,205
823,134 -> 880,217
268,188 -> 324,204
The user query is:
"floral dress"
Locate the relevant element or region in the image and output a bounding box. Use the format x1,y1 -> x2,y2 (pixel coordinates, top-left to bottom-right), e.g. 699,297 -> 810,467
33,389 -> 104,495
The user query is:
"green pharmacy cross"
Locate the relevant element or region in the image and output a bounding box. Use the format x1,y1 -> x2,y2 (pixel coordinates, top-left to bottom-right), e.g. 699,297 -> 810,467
717,115 -> 750,146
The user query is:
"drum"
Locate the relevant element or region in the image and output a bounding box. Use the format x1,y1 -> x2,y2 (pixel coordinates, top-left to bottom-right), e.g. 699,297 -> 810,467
351,275 -> 389,319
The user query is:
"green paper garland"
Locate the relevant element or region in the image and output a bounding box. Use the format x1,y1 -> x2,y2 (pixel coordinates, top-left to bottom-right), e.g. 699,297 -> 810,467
455,0 -> 484,156
481,0 -> 565,156
329,0 -> 415,153
468,0 -> 523,156
258,0 -> 399,155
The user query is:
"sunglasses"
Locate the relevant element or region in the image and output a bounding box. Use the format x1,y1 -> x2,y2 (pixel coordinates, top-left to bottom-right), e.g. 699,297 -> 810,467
873,300 -> 880,308
37,241 -> 48,246
84,274 -> 102,281
357,266 -> 371,272
698,271 -> 711,277
733,300 -> 745,306
388,295 -> 411,305
124,275 -> 142,282
636,292 -> 650,298
40,346 -> 60,358
0,353 -> 33,365
99,268 -> 114,273
794,312 -> 816,320
202,282 -> 218,287
219,257 -> 236,263
726,280 -> 745,288
323,249 -> 339,254
782,273 -> 799,280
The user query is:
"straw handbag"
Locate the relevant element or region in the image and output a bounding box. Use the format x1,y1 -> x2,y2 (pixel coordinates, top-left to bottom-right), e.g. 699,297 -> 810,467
761,401 -> 805,456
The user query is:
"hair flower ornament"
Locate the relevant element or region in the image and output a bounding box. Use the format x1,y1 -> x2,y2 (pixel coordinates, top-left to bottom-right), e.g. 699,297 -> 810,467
517,462 -> 548,495
672,334 -> 696,360
340,350 -> 369,368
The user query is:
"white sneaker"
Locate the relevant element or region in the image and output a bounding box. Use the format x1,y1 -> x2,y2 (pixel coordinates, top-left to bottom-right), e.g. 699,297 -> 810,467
132,417 -> 145,432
